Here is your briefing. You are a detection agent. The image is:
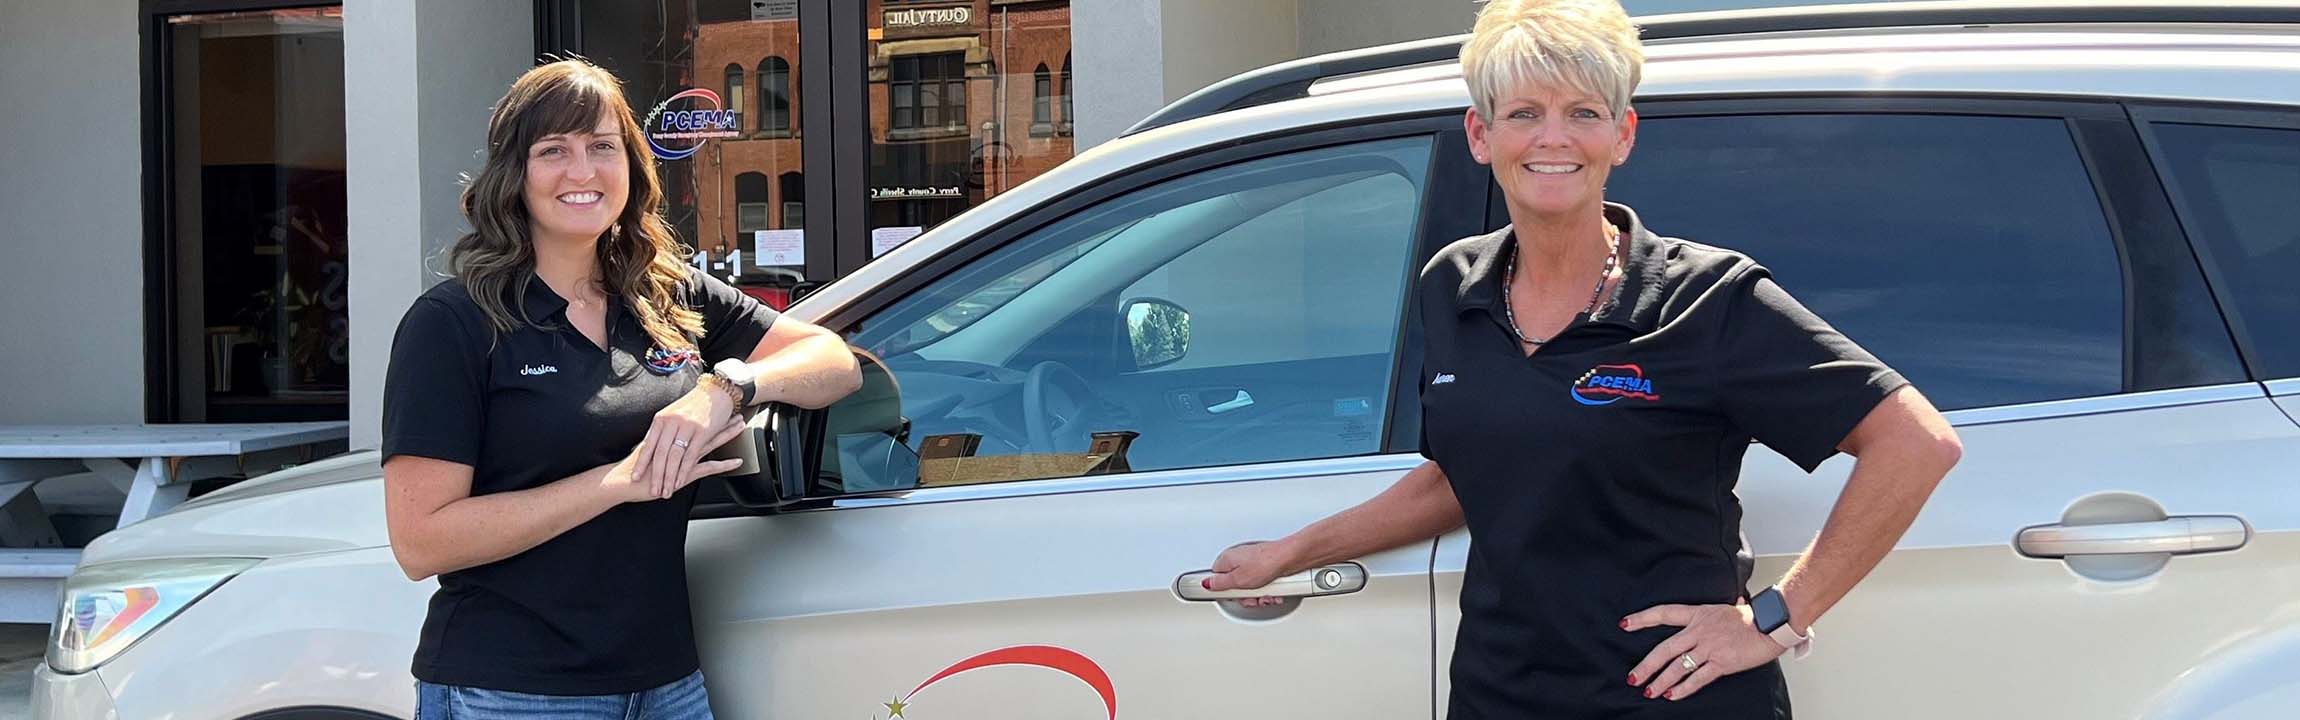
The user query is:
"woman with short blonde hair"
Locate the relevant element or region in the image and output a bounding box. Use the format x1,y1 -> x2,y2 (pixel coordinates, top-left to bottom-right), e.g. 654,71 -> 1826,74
1207,1 -> 1962,716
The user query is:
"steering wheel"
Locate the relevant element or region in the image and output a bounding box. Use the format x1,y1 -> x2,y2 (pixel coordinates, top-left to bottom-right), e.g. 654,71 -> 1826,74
1022,361 -> 1097,452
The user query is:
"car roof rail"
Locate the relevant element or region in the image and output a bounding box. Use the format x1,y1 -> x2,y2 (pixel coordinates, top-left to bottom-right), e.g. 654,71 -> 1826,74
1121,0 -> 2300,136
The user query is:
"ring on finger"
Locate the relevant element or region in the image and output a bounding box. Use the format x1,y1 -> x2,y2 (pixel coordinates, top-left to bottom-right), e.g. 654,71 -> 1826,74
1679,652 -> 1700,671
672,437 -> 691,448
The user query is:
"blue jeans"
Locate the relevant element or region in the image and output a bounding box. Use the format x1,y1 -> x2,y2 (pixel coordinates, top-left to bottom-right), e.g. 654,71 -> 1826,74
416,671 -> 714,719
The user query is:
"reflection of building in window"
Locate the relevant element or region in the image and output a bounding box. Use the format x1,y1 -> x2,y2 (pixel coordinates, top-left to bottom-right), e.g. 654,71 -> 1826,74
759,56 -> 792,135
779,171 -> 805,229
1032,63 -> 1053,136
724,63 -> 745,132
736,172 -> 769,235
890,53 -> 966,133
683,16 -> 800,280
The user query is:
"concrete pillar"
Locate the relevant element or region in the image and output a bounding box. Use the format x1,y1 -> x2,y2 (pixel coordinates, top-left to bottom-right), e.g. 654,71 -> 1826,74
344,0 -> 532,450
1071,0 -> 1168,148
0,0 -> 144,424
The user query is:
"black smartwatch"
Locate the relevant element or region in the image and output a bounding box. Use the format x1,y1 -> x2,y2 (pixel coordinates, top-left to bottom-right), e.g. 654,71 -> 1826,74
1750,586 -> 1812,657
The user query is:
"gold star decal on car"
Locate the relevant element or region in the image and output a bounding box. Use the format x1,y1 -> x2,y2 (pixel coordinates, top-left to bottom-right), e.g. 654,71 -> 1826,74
885,696 -> 909,718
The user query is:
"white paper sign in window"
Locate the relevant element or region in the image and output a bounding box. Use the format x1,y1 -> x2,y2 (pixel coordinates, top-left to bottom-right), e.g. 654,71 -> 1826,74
754,229 -> 804,267
872,226 -> 924,257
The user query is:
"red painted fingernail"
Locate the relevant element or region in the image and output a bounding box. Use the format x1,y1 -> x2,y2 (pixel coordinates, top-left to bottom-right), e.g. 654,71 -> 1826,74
1619,618 -> 1630,630
1202,578 -> 1214,590
1644,689 -> 1656,699
1626,674 -> 1638,686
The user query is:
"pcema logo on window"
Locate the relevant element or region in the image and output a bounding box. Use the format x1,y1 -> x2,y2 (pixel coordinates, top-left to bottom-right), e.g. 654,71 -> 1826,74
644,88 -> 741,160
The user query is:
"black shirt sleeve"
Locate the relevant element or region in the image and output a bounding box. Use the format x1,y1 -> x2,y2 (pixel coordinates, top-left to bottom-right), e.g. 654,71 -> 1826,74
381,296 -> 489,466
1713,270 -> 1908,472
687,268 -> 782,364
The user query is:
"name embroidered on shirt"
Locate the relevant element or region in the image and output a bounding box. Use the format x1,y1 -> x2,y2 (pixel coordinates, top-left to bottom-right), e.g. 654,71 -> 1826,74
1432,373 -> 1457,385
519,364 -> 558,376
1571,364 -> 1660,406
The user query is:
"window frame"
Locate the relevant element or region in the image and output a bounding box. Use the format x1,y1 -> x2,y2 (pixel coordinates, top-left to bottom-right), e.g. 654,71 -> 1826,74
1536,95 -> 2245,411
723,63 -> 746,133
1059,54 -> 1073,136
2129,102 -> 2300,382
890,52 -> 965,134
759,56 -> 793,137
1031,63 -> 1054,137
735,171 -> 771,237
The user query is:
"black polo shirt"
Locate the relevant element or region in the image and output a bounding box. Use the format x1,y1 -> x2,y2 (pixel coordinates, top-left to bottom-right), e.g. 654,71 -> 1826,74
381,267 -> 776,695
1419,203 -> 1905,719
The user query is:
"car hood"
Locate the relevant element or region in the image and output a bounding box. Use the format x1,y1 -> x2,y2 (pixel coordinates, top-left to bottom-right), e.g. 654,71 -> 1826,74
80,451 -> 389,567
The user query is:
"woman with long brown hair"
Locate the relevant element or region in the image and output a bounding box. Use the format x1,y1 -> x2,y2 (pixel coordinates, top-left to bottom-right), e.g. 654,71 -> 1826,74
380,59 -> 859,718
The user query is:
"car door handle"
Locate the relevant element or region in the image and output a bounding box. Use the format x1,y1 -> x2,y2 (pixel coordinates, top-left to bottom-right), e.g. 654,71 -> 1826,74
1205,390 -> 1254,414
1173,562 -> 1366,601
2014,515 -> 2249,558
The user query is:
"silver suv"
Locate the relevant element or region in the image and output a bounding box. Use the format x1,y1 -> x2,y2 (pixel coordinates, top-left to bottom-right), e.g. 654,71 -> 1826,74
36,3 -> 2300,718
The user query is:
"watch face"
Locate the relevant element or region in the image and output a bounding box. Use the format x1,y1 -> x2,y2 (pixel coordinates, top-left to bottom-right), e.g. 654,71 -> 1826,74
1752,588 -> 1789,633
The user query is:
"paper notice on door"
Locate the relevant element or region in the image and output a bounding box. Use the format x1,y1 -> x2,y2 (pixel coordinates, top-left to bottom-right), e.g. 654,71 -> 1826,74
754,230 -> 804,267
871,226 -> 923,257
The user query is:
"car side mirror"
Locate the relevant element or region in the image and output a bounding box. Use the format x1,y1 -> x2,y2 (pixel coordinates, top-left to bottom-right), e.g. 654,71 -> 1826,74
791,280 -> 827,304
1124,298 -> 1191,370
713,348 -> 910,509
709,402 -> 814,509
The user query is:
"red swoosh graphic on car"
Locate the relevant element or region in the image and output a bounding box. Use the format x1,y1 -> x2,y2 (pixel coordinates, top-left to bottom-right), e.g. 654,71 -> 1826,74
905,645 -> 1117,719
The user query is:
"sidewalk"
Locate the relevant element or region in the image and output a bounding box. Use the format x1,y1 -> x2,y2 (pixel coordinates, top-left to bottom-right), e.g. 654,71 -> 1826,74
0,624 -> 45,719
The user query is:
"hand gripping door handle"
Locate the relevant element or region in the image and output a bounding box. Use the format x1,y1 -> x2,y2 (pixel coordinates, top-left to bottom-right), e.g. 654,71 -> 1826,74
2014,515 -> 2250,558
1174,563 -> 1367,601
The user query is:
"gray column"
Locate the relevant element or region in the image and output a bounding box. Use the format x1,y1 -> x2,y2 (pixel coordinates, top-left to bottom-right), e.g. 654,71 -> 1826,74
0,0 -> 144,424
1071,0 -> 1168,149
344,0 -> 532,451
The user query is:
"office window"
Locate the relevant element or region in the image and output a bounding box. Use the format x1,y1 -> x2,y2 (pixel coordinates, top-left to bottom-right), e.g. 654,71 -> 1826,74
759,56 -> 791,135
1032,63 -> 1053,136
779,171 -> 805,229
890,53 -> 965,131
724,63 -> 745,132
735,172 -> 770,239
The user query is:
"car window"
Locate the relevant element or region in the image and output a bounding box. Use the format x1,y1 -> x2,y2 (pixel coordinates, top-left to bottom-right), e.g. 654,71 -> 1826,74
876,222 -> 1128,358
2147,122 -> 2300,379
808,136 -> 1433,495
1120,172 -> 1420,371
1609,113 -> 2125,411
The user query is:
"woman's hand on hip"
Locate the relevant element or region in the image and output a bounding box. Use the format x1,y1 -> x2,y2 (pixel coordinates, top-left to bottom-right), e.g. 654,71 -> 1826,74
1623,602 -> 1784,701
632,384 -> 740,500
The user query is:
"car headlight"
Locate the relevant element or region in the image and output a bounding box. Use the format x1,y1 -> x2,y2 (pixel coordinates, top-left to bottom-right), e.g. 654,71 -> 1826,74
48,557 -> 261,674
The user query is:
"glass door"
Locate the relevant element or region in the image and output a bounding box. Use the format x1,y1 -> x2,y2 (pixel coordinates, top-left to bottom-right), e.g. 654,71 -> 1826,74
556,0 -> 814,309
543,0 -> 1081,295
151,6 -> 348,422
864,0 -> 1075,260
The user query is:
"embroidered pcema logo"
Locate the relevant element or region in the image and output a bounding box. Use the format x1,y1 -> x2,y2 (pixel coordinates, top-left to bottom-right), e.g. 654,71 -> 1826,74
519,364 -> 558,376
644,347 -> 698,375
1571,363 -> 1660,406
